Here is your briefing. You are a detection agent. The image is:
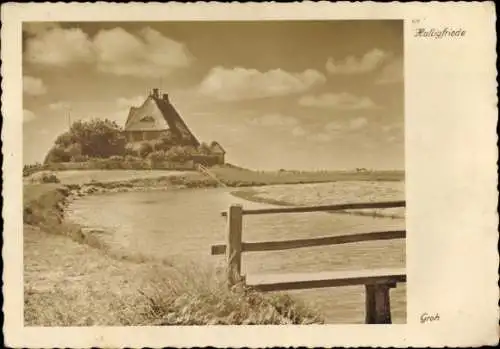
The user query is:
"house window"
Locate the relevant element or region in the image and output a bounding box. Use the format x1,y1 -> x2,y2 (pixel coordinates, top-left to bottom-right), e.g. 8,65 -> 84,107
140,116 -> 155,123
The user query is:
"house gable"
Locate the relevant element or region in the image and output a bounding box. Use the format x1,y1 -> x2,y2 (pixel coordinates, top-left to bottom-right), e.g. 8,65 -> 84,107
124,97 -> 170,132
123,89 -> 200,148
210,141 -> 226,154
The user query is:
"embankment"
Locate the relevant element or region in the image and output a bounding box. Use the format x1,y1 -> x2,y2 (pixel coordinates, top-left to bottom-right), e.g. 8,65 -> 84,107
24,174 -> 324,326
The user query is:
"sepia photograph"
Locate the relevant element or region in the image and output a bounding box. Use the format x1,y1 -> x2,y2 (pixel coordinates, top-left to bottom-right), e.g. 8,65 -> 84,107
22,20 -> 406,326
3,2 -> 498,347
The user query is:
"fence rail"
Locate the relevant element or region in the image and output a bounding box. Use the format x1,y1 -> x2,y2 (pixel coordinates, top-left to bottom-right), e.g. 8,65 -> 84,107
220,200 -> 405,216
211,229 -> 406,255
210,201 -> 406,324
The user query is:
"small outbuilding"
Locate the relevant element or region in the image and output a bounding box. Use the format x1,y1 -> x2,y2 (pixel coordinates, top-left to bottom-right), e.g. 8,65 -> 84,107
210,141 -> 226,164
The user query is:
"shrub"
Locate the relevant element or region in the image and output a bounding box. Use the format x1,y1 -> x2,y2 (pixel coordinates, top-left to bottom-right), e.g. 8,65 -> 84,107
67,143 -> 82,158
23,163 -> 46,177
124,155 -> 142,162
156,130 -> 179,150
147,150 -> 167,163
149,139 -> 164,152
165,145 -> 198,162
30,171 -> 60,184
44,145 -> 71,163
135,263 -> 324,325
109,155 -> 124,162
125,143 -> 138,157
138,142 -> 154,158
41,173 -> 60,183
122,155 -> 149,169
70,154 -> 88,163
197,142 -> 212,155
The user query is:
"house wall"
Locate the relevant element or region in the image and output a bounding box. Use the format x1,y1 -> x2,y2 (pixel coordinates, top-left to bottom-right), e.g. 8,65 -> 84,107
125,131 -> 164,142
216,154 -> 224,164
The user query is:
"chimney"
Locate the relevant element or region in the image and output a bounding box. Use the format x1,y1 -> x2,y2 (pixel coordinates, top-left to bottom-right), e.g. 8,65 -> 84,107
152,88 -> 160,98
162,93 -> 169,102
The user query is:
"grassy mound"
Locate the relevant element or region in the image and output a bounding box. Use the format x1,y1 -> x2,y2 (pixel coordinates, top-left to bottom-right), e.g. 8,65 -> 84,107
135,264 -> 323,325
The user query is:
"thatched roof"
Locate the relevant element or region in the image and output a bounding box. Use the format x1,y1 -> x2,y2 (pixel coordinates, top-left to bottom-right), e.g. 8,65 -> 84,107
124,90 -> 200,147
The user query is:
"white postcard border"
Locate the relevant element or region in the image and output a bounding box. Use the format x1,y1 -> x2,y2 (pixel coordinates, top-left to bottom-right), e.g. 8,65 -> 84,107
2,2 -> 498,347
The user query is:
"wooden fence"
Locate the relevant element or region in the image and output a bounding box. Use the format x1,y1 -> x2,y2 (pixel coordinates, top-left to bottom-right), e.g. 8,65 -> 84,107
210,200 -> 406,324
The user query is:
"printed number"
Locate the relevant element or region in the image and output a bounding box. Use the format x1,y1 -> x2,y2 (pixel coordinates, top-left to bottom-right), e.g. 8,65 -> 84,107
412,19 -> 420,24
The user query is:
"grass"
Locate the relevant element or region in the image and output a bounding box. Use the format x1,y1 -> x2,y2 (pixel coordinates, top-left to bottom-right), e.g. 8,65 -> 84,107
25,169 -> 193,185
24,238 -> 323,326
210,166 -> 404,187
24,182 -> 324,326
131,263 -> 323,325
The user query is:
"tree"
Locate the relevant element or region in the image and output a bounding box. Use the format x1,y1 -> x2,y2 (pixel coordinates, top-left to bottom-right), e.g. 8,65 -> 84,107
166,146 -> 192,162
138,141 -> 153,158
67,143 -> 82,158
156,130 -> 180,151
44,145 -> 71,163
45,118 -> 126,163
67,119 -> 126,158
198,142 -> 212,155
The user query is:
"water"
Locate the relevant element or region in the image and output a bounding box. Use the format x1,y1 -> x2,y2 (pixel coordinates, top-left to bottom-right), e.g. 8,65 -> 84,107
66,184 -> 406,324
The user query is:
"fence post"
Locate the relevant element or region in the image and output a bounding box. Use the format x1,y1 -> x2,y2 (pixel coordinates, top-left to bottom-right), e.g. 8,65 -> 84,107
226,204 -> 243,287
365,283 -> 394,324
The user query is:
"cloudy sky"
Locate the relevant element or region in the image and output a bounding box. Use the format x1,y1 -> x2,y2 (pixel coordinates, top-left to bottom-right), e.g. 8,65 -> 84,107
23,20 -> 404,170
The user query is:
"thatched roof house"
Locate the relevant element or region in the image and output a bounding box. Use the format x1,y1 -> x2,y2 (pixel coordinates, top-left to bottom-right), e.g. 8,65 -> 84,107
124,88 -> 200,147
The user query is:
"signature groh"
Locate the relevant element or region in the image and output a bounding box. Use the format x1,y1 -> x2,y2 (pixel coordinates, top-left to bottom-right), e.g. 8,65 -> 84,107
420,312 -> 440,324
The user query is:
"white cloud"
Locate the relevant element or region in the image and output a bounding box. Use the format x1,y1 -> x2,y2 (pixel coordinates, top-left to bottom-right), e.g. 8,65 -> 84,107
25,26 -> 192,78
198,67 -> 326,101
325,121 -> 342,132
24,109 -> 36,123
93,27 -> 192,77
23,75 -> 47,96
25,26 -> 94,66
309,117 -> 366,142
117,95 -> 145,109
49,101 -> 71,111
349,117 -> 368,130
298,92 -> 377,110
375,57 -> 403,84
382,122 -> 403,133
249,113 -> 298,127
292,126 -> 306,137
326,49 -> 389,75
310,133 -> 333,143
